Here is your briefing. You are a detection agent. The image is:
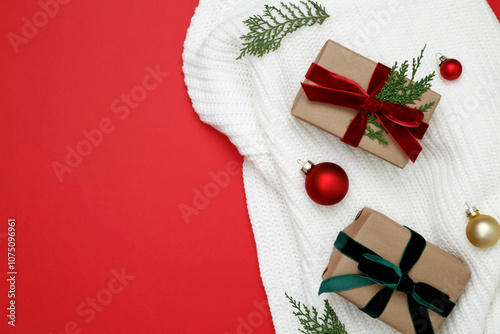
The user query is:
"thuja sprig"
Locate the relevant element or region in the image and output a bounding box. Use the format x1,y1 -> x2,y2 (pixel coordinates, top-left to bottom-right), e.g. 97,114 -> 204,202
364,46 -> 435,144
285,293 -> 348,334
367,115 -> 386,131
364,115 -> 388,145
237,1 -> 330,59
376,45 -> 435,111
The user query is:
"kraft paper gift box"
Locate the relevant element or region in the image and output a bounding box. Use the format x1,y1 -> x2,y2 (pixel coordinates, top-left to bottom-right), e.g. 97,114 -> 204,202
320,207 -> 471,334
291,40 -> 441,168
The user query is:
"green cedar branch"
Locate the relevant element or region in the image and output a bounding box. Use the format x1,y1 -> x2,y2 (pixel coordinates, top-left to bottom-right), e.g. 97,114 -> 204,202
365,115 -> 388,145
376,45 -> 435,108
237,1 -> 330,59
286,293 -> 348,334
365,46 -> 435,144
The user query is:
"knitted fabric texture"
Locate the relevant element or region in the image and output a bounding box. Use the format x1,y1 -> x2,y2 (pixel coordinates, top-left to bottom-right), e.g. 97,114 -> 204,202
183,0 -> 500,333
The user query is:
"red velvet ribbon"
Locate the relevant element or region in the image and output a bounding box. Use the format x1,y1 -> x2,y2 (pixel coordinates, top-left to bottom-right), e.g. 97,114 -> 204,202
301,63 -> 429,163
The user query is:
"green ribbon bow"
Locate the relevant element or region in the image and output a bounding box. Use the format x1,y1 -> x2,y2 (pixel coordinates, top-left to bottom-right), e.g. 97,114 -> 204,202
319,227 -> 455,334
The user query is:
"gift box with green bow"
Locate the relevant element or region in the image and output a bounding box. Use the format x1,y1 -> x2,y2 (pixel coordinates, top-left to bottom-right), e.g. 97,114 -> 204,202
320,207 -> 470,334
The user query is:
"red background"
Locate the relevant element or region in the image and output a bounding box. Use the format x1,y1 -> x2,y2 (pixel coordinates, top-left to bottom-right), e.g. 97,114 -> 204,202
0,1 -> 499,333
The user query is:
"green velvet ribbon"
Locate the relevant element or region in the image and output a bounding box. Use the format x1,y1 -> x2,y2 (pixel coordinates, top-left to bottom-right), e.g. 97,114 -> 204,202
319,227 -> 455,334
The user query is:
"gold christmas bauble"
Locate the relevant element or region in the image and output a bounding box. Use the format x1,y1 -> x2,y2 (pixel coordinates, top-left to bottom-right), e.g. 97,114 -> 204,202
465,205 -> 500,248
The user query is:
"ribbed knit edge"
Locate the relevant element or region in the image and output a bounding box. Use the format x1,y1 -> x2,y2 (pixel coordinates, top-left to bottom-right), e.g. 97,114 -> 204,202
183,0 -> 270,157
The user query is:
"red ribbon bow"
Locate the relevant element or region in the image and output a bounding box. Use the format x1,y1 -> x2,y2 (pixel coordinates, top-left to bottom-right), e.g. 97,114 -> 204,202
301,63 -> 429,162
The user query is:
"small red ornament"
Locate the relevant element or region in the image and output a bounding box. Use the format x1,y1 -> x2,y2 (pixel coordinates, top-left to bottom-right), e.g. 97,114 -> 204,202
298,160 -> 349,205
437,54 -> 462,80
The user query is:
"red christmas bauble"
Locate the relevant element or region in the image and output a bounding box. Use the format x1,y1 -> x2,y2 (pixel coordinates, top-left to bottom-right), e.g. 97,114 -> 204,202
440,58 -> 462,80
303,162 -> 349,205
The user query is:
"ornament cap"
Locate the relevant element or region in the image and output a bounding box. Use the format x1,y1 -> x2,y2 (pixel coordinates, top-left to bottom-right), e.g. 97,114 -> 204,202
435,53 -> 447,65
465,203 -> 480,217
298,159 -> 315,175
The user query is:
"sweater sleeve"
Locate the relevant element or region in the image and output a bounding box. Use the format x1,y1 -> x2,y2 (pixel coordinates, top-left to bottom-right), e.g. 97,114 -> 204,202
183,0 -> 269,157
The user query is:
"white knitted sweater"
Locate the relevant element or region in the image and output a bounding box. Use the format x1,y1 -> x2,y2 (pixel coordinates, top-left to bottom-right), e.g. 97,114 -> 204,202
183,1 -> 500,333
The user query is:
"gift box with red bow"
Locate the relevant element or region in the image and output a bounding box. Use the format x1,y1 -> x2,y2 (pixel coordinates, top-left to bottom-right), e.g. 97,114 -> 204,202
291,40 -> 441,168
